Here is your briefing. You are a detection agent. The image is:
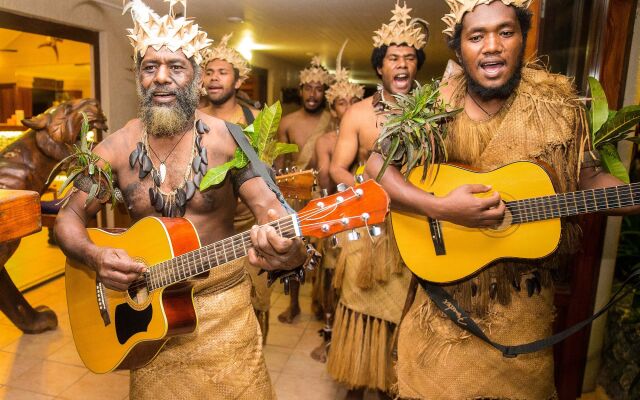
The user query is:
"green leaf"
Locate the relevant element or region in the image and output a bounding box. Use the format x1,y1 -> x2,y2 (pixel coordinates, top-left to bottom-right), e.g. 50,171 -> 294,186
199,161 -> 235,190
80,112 -> 90,153
270,142 -> 298,161
57,169 -> 83,196
588,77 -> 609,136
88,163 -> 95,175
255,102 -> 282,157
199,148 -> 249,191
599,143 -> 630,183
594,106 -> 640,146
85,182 -> 98,207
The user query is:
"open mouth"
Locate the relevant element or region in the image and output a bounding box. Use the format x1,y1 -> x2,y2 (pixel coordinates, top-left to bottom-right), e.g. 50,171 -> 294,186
392,73 -> 411,91
152,92 -> 176,103
480,60 -> 506,77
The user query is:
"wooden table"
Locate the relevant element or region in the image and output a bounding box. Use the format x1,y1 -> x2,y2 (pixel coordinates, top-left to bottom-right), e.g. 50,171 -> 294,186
0,189 -> 41,243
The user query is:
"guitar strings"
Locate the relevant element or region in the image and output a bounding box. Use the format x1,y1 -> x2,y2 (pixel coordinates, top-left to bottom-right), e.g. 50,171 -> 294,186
507,183 -> 639,224
126,188 -> 372,292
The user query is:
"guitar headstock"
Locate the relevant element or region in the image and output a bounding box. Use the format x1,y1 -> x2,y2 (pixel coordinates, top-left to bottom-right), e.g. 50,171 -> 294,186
276,169 -> 316,201
297,180 -> 389,238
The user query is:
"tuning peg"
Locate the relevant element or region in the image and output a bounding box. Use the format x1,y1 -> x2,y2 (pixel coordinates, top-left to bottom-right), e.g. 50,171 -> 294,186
336,183 -> 348,192
321,188 -> 328,197
355,174 -> 365,184
369,225 -> 382,237
330,235 -> 339,248
285,167 -> 290,173
278,168 -> 283,175
347,229 -> 361,241
291,166 -> 297,172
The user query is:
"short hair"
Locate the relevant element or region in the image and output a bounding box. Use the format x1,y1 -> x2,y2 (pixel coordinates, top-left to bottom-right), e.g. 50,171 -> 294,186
370,45 -> 426,79
447,6 -> 532,53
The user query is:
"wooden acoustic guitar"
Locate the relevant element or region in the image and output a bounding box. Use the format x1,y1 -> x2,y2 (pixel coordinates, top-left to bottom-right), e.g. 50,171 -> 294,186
392,162 -> 639,284
276,169 -> 316,201
66,180 -> 389,373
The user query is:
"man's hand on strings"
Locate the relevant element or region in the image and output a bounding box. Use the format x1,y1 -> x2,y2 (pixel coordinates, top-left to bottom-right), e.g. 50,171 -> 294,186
248,209 -> 307,271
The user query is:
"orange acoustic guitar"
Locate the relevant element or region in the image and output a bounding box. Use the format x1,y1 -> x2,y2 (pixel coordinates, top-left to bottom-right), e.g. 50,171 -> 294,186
276,169 -> 316,201
66,180 -> 389,373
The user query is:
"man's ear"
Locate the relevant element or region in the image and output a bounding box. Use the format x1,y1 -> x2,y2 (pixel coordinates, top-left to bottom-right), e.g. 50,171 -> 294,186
234,78 -> 243,90
376,66 -> 383,77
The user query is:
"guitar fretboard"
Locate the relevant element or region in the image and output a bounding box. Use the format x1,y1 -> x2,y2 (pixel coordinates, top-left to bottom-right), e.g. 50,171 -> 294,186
505,182 -> 640,224
145,215 -> 298,291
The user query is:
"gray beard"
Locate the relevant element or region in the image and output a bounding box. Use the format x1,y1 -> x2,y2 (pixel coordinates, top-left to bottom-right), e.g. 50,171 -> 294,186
137,78 -> 200,137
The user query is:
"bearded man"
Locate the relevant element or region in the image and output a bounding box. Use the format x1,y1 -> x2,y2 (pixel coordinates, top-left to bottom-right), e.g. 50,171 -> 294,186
326,3 -> 427,398
276,56 -> 334,324
310,40 -> 365,363
366,1 -> 640,398
198,34 -> 273,344
54,1 -> 306,398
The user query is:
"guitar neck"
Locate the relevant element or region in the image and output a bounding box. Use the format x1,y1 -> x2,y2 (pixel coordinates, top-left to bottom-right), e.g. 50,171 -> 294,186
146,215 -> 299,291
506,182 -> 640,224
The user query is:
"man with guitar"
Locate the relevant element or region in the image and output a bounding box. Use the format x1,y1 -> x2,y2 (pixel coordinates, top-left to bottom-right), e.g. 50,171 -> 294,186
198,33 -> 275,345
275,57 -> 334,324
366,0 -> 640,398
326,3 -> 427,398
55,1 -> 306,398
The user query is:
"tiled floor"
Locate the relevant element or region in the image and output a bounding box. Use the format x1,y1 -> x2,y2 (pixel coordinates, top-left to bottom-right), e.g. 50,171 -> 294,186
0,231 -> 611,400
0,230 -> 348,399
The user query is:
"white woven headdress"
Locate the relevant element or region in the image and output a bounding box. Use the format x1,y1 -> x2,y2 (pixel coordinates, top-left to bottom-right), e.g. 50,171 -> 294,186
373,1 -> 429,49
442,0 -> 533,37
201,33 -> 251,83
299,56 -> 333,86
123,0 -> 212,64
325,40 -> 365,105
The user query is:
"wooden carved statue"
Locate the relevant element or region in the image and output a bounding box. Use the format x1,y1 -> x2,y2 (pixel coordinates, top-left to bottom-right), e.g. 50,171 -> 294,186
0,98 -> 107,334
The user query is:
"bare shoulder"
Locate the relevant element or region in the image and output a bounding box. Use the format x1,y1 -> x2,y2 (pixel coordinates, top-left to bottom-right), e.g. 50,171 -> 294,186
341,96 -> 375,128
196,110 -> 237,158
94,119 -> 142,169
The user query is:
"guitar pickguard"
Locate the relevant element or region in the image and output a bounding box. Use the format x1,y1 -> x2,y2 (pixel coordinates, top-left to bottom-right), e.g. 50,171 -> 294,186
115,303 -> 153,345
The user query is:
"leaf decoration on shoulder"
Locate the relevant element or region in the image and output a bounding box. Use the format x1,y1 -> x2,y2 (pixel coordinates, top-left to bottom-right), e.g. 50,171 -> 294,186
374,80 -> 461,182
199,101 -> 298,191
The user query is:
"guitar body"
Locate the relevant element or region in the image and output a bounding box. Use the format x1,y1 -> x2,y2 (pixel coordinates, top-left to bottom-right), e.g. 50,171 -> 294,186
392,162 -> 562,283
66,217 -> 201,373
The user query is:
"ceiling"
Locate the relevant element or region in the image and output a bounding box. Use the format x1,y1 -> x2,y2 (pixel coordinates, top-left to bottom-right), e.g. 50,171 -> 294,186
109,0 -> 454,84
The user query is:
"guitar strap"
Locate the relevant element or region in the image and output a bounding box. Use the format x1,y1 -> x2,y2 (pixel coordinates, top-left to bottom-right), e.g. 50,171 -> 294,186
225,121 -> 294,214
417,269 -> 640,357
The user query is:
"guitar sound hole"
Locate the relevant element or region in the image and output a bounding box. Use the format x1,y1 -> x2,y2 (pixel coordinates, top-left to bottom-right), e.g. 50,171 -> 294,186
127,279 -> 150,306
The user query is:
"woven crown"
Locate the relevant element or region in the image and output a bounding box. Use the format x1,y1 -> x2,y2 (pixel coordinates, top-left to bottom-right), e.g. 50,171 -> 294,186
373,1 -> 429,49
442,0 -> 533,37
299,56 -> 333,86
201,33 -> 251,82
123,0 -> 212,64
325,40 -> 365,105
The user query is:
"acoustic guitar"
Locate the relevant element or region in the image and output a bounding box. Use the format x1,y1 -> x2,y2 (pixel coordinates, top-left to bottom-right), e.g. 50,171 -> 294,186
66,180 -> 389,373
276,169 -> 316,201
392,162 -> 639,283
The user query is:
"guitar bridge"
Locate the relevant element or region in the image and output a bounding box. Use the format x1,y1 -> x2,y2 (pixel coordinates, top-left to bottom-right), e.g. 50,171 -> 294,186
96,281 -> 111,326
428,217 -> 446,256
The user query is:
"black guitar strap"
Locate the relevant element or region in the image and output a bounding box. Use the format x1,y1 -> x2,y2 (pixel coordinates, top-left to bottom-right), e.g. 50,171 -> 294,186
225,121 -> 294,214
417,269 -> 640,357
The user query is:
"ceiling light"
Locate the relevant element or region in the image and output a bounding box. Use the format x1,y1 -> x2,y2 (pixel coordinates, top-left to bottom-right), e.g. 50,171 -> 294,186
227,16 -> 244,24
